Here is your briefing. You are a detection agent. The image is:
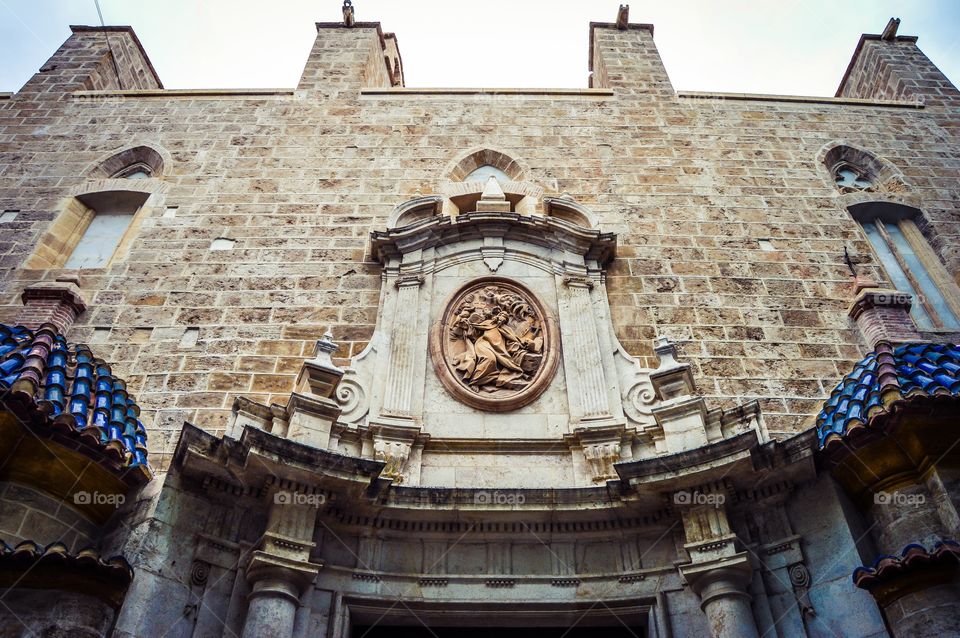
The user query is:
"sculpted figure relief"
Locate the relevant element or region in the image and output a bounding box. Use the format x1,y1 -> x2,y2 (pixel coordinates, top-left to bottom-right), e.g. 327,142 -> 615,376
449,286 -> 543,392
432,279 -> 559,411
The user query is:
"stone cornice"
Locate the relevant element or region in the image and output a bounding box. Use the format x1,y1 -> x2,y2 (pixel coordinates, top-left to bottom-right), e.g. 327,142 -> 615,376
679,91 -> 923,108
172,419 -> 820,526
616,429 -> 817,502
370,212 -> 616,266
175,422 -> 385,498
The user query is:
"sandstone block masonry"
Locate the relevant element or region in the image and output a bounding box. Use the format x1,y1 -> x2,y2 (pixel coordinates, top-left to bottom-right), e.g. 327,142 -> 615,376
0,18 -> 958,471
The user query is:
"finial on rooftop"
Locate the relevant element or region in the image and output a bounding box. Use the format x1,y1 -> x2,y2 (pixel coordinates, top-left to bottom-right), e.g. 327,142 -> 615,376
475,175 -> 511,213
313,331 -> 339,367
296,330 -> 344,398
343,0 -> 355,27
653,335 -> 680,371
881,17 -> 900,41
650,335 -> 696,401
616,5 -> 630,30
481,175 -> 506,200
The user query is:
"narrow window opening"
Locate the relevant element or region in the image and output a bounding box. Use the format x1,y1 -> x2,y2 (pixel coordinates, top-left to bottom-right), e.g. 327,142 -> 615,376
852,202 -> 960,331
210,237 -> 235,251
63,212 -> 136,269
862,221 -> 935,330
163,206 -> 178,218
0,210 -> 18,222
25,191 -> 149,270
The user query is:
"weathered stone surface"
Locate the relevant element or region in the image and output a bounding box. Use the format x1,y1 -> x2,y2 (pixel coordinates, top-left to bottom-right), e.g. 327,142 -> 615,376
2,9 -> 959,638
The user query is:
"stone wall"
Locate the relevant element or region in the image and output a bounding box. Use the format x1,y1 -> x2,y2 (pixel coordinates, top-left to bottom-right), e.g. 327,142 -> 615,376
0,22 -> 958,472
0,590 -> 115,638
837,35 -> 960,105
0,482 -> 100,551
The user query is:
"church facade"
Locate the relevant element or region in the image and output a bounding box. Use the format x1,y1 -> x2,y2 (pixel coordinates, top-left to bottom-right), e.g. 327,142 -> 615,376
0,6 -> 959,637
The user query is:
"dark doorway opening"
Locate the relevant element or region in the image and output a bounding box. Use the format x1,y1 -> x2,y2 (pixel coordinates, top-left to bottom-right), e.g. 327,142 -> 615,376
354,627 -> 644,638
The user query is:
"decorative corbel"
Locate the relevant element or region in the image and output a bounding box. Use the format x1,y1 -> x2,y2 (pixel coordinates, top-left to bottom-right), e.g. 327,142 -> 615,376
788,562 -> 816,617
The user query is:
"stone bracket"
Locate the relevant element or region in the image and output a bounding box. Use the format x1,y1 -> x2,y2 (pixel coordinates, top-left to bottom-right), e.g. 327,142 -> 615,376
566,422 -> 630,483
368,421 -> 424,484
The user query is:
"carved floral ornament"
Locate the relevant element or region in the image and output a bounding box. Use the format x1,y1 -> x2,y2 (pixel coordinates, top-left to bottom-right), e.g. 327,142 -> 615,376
430,278 -> 559,412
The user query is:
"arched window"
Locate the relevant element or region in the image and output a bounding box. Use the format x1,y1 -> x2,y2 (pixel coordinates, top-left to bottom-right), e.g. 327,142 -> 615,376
851,202 -> 960,330
463,164 -> 510,183
834,164 -> 872,190
822,144 -> 906,194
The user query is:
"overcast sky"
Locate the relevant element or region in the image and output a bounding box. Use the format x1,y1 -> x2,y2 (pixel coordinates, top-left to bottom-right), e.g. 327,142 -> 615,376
1,0 -> 958,95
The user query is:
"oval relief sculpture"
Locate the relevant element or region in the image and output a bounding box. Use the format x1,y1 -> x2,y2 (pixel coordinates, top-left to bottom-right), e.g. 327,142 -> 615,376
430,278 -> 559,411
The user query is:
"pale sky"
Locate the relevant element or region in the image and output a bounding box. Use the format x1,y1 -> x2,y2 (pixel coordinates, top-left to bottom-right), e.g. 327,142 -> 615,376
1,0 -> 958,95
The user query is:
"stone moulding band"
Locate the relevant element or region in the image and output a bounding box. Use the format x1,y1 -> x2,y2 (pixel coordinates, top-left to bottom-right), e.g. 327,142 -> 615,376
677,91 -> 925,108
71,89 -> 295,99
360,87 -> 615,97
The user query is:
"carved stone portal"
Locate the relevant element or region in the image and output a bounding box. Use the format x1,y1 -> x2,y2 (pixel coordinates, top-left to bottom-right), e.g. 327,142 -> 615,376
430,278 -> 559,412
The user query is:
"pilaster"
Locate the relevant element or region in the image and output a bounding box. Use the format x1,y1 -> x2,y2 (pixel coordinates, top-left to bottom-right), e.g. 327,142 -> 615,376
241,480 -> 322,638
677,495 -> 760,638
848,286 -> 922,347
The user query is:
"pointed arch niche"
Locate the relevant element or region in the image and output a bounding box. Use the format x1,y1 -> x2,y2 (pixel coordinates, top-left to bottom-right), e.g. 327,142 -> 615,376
440,148 -> 542,216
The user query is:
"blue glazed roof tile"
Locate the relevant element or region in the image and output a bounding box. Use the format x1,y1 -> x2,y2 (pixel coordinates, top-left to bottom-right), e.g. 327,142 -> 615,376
0,323 -> 149,473
853,539 -> 960,591
818,342 -> 960,450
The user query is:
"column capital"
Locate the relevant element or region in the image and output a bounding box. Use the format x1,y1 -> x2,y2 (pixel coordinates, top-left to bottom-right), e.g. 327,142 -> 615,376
241,551 -> 322,638
679,552 -> 754,607
245,550 -> 321,598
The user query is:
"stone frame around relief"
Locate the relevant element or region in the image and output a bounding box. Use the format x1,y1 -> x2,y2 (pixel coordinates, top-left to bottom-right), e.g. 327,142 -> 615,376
429,276 -> 560,412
